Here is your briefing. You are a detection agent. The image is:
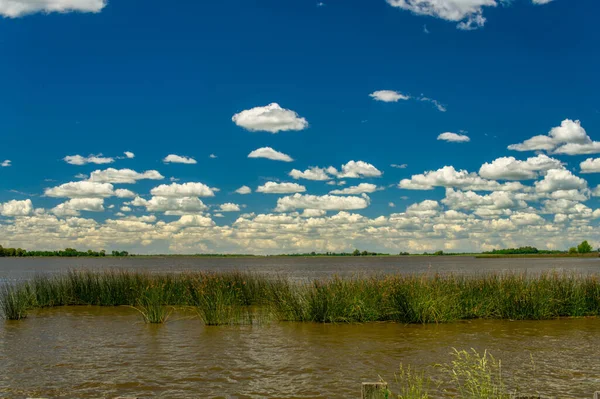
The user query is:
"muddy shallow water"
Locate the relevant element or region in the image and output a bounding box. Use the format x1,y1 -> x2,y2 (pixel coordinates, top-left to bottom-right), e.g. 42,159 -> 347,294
1,307 -> 599,398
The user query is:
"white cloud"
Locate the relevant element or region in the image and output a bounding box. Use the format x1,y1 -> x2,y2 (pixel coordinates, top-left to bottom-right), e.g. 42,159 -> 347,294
275,194 -> 370,212
386,0 -> 497,30
1,160 -> 11,167
45,181 -> 115,198
438,132 -> 470,143
248,147 -> 294,162
257,181 -> 307,194
163,154 -> 197,164
0,0 -> 106,18
209,154 -> 217,159
532,0 -> 553,4
219,203 -> 241,212
131,196 -> 208,214
535,169 -> 588,193
580,158 -> 600,174
124,151 -> 135,159
399,165 -> 521,191
333,161 -> 382,178
301,209 -> 327,218
115,189 -> 136,198
391,164 -> 407,169
232,103 -> 308,133
419,97 -> 447,112
235,186 -> 252,195
369,90 -> 410,102
0,199 -> 33,217
150,182 -> 215,198
289,167 -> 332,181
64,154 -> 114,165
88,168 -> 164,184
330,183 -> 378,195
52,198 -> 104,217
509,119 -> 600,155
479,154 -> 563,180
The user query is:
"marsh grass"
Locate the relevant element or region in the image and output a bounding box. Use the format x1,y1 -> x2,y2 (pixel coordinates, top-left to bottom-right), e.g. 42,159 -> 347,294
2,270 -> 600,324
387,349 -> 511,399
133,285 -> 173,324
0,283 -> 32,320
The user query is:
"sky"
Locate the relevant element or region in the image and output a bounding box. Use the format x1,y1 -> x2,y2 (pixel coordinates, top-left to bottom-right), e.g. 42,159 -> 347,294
1,0 -> 600,254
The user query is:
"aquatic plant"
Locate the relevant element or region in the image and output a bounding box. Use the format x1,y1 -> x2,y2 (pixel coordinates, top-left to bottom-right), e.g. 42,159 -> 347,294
133,285 -> 173,324
0,283 -> 31,320
2,270 -> 600,325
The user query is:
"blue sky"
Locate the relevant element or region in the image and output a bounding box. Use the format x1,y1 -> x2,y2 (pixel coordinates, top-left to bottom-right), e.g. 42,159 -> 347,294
1,0 -> 600,254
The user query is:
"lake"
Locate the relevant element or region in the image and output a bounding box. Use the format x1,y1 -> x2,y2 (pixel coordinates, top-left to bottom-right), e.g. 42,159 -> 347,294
1,257 -> 600,398
2,255 -> 600,281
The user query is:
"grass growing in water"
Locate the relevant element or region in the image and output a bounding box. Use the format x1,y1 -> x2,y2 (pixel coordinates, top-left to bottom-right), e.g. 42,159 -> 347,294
2,270 -> 600,324
133,285 -> 173,324
0,284 -> 31,320
388,349 -> 511,399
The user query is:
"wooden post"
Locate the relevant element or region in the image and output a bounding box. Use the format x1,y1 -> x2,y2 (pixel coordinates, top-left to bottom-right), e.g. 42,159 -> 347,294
361,382 -> 388,399
593,392 -> 599,399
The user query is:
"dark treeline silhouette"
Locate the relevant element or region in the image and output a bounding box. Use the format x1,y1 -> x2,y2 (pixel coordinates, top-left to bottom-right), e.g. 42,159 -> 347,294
0,246 -> 131,257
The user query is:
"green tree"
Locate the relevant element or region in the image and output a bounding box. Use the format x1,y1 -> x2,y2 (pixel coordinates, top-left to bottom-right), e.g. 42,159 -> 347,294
577,240 -> 593,254
569,247 -> 578,254
352,249 -> 361,256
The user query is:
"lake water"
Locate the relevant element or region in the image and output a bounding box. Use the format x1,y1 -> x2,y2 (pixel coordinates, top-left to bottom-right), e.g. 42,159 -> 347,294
1,255 -> 600,281
1,257 -> 600,398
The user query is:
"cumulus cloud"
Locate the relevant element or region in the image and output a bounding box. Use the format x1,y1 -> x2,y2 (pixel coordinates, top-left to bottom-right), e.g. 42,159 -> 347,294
330,183 -> 378,195
333,161 -> 382,178
52,198 -> 104,217
219,203 -> 241,212
248,147 -> 294,162
257,182 -> 307,194
115,189 -> 136,198
580,158 -> 600,174
131,196 -> 208,214
1,160 -> 11,167
45,181 -> 116,198
386,0 -> 497,30
275,193 -> 370,212
369,90 -> 410,102
289,167 -> 332,181
508,119 -> 600,155
438,132 -> 470,143
0,199 -> 33,217
535,169 -> 588,193
163,154 -> 197,164
479,154 -> 564,180
0,0 -> 106,18
64,154 -> 114,165
235,186 -> 252,195
399,165 -> 522,191
88,168 -> 164,184
232,103 -> 308,133
124,151 -> 135,159
150,182 -> 215,198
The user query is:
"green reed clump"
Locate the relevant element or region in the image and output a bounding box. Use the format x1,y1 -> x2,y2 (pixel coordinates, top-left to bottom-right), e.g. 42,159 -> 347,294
385,349 -> 511,399
134,284 -> 173,324
0,283 -> 32,320
188,274 -> 252,325
306,276 -> 384,323
3,270 -> 600,324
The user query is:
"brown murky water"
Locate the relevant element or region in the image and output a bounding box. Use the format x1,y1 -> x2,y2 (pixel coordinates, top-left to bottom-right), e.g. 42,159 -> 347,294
1,307 -> 599,398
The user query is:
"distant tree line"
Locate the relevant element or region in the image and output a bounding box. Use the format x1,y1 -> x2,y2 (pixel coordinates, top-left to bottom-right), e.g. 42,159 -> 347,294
484,241 -> 597,255
0,246 -> 131,257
